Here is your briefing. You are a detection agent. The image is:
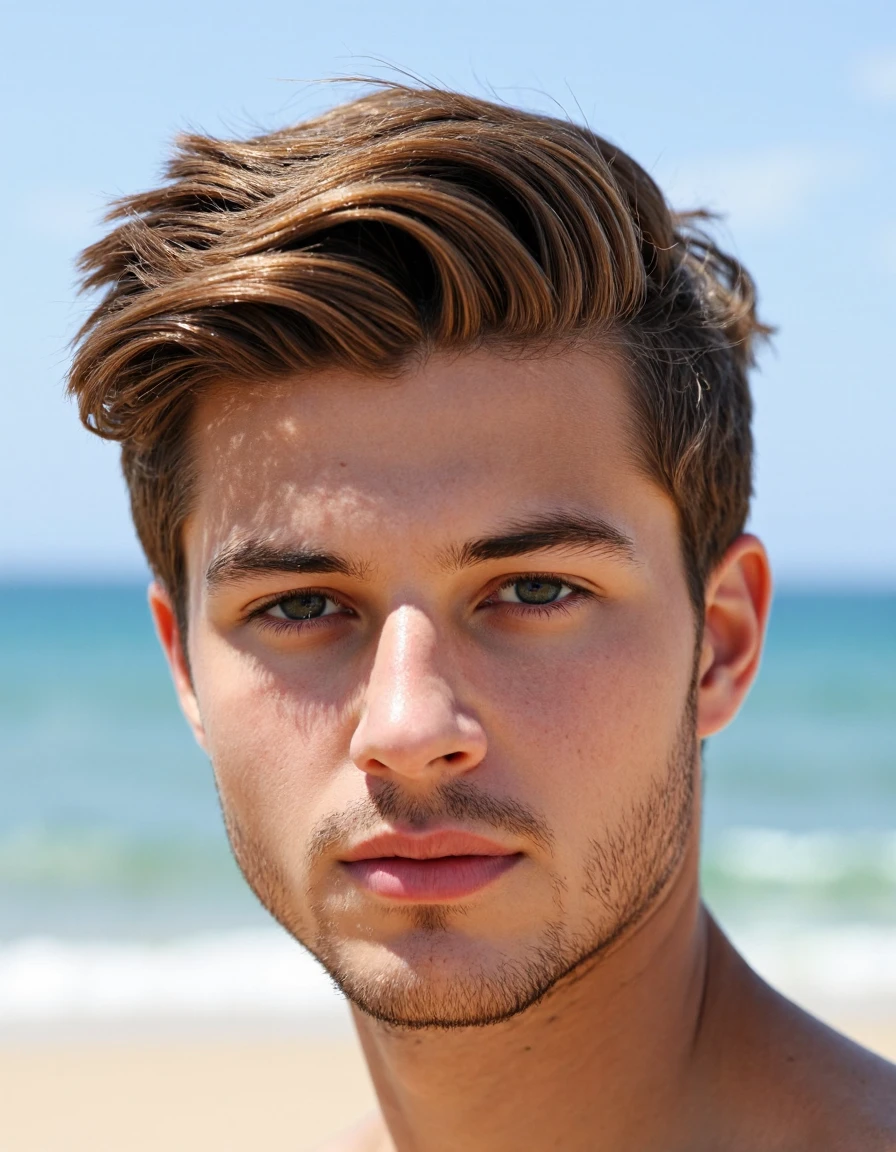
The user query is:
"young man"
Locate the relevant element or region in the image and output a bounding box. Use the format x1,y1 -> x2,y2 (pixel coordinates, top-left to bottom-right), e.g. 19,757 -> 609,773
69,85 -> 896,1149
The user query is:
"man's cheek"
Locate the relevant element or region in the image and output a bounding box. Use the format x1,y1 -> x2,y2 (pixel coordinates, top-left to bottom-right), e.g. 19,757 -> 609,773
511,677 -> 672,835
208,710 -> 348,865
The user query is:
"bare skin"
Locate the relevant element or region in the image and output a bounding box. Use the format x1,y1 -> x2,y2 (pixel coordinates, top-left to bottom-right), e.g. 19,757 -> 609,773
150,347 -> 896,1151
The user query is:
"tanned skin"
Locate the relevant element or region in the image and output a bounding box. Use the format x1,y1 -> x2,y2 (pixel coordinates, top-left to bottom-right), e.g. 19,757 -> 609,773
151,348 -> 896,1151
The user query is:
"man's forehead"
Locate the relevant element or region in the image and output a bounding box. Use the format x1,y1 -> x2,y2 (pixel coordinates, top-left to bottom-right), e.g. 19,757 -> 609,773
184,348 -> 660,572
192,351 -> 636,489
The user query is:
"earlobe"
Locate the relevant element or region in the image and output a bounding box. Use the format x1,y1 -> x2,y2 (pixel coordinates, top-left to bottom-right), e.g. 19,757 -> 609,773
696,534 -> 773,739
147,581 -> 208,751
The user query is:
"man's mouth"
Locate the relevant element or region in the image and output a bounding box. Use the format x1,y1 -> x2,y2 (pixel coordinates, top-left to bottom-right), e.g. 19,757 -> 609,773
340,830 -> 523,901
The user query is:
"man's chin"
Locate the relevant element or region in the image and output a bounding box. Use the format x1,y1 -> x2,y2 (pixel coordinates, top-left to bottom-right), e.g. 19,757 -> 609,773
313,924 -> 581,1031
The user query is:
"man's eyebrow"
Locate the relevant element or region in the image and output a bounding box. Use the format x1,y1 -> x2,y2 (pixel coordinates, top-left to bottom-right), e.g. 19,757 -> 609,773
439,512 -> 638,570
205,541 -> 369,589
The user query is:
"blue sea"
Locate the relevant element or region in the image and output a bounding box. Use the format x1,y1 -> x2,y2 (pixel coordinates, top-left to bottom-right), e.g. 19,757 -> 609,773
1,584 -> 894,1029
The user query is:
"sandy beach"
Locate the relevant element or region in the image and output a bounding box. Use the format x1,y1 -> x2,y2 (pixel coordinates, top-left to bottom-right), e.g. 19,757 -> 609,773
1,1030 -> 377,1152
2,1014 -> 894,1152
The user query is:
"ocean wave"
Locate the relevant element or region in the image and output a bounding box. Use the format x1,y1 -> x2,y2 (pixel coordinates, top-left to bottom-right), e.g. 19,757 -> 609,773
730,921 -> 896,1012
3,921 -> 896,1027
705,827 -> 896,888
0,929 -> 347,1025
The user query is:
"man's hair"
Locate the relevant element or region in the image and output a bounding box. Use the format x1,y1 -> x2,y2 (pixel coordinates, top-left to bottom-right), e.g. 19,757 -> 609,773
68,83 -> 770,630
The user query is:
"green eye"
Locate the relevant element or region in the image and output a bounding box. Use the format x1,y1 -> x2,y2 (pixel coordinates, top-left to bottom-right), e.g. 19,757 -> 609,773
271,593 -> 332,620
515,579 -> 562,604
499,578 -> 567,605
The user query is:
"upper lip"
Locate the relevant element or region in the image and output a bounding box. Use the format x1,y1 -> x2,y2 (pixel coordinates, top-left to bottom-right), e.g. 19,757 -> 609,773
340,830 -> 517,862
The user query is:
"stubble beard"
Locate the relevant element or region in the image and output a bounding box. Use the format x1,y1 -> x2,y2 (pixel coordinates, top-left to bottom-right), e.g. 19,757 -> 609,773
220,682 -> 698,1032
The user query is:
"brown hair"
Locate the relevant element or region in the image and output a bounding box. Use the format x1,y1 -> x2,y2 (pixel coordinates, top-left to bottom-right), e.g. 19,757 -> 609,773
68,83 -> 770,630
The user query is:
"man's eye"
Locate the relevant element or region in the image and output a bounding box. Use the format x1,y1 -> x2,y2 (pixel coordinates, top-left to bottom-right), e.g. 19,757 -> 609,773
267,592 -> 342,621
496,578 -> 572,606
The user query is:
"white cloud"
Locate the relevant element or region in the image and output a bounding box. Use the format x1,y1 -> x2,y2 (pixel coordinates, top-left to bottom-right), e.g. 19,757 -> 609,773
852,48 -> 896,102
654,145 -> 837,235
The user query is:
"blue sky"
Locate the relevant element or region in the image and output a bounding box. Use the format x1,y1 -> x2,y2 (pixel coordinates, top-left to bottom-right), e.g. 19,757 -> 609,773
2,0 -> 894,584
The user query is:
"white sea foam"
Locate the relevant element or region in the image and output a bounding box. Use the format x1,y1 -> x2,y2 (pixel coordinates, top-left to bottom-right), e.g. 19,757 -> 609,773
3,920 -> 896,1031
708,827 -> 896,886
0,929 -> 349,1030
730,921 -> 896,1015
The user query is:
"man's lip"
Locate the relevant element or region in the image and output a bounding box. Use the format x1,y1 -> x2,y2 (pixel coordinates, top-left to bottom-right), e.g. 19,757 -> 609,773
340,829 -> 517,863
343,854 -> 521,902
338,831 -> 523,901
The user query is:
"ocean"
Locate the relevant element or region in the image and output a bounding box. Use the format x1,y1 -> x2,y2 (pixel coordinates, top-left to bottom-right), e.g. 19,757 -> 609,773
1,584 -> 894,1030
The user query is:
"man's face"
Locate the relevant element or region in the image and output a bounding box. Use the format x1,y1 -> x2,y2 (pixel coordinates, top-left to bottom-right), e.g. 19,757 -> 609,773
178,347 -> 701,1028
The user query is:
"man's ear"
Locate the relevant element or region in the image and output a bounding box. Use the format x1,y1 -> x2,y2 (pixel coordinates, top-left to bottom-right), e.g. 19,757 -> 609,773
148,580 -> 208,752
696,533 -> 773,739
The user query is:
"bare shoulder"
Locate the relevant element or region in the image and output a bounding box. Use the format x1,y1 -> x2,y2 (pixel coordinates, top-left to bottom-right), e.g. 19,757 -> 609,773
745,989 -> 896,1149
795,1016 -> 896,1148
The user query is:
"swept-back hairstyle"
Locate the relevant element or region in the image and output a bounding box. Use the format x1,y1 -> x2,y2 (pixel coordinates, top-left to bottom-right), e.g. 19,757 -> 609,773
68,83 -> 770,629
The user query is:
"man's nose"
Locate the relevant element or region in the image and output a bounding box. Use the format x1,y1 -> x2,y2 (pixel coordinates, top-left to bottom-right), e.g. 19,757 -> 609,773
349,606 -> 487,785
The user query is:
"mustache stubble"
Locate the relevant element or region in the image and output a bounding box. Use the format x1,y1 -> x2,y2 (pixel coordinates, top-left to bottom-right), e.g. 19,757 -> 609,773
306,779 -> 556,868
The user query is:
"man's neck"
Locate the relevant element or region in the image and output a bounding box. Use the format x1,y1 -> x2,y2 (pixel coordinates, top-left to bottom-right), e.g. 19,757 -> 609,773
352,841 -> 718,1152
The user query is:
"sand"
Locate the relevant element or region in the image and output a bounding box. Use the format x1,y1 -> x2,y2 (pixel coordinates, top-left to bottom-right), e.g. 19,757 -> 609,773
0,1032 -> 377,1152
2,1017 -> 894,1152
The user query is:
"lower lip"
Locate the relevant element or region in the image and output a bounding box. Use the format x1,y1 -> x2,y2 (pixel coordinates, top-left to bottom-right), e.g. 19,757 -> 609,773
343,854 -> 521,901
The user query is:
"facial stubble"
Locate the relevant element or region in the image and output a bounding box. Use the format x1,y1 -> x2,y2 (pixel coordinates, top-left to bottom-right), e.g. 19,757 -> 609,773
219,682 -> 698,1031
